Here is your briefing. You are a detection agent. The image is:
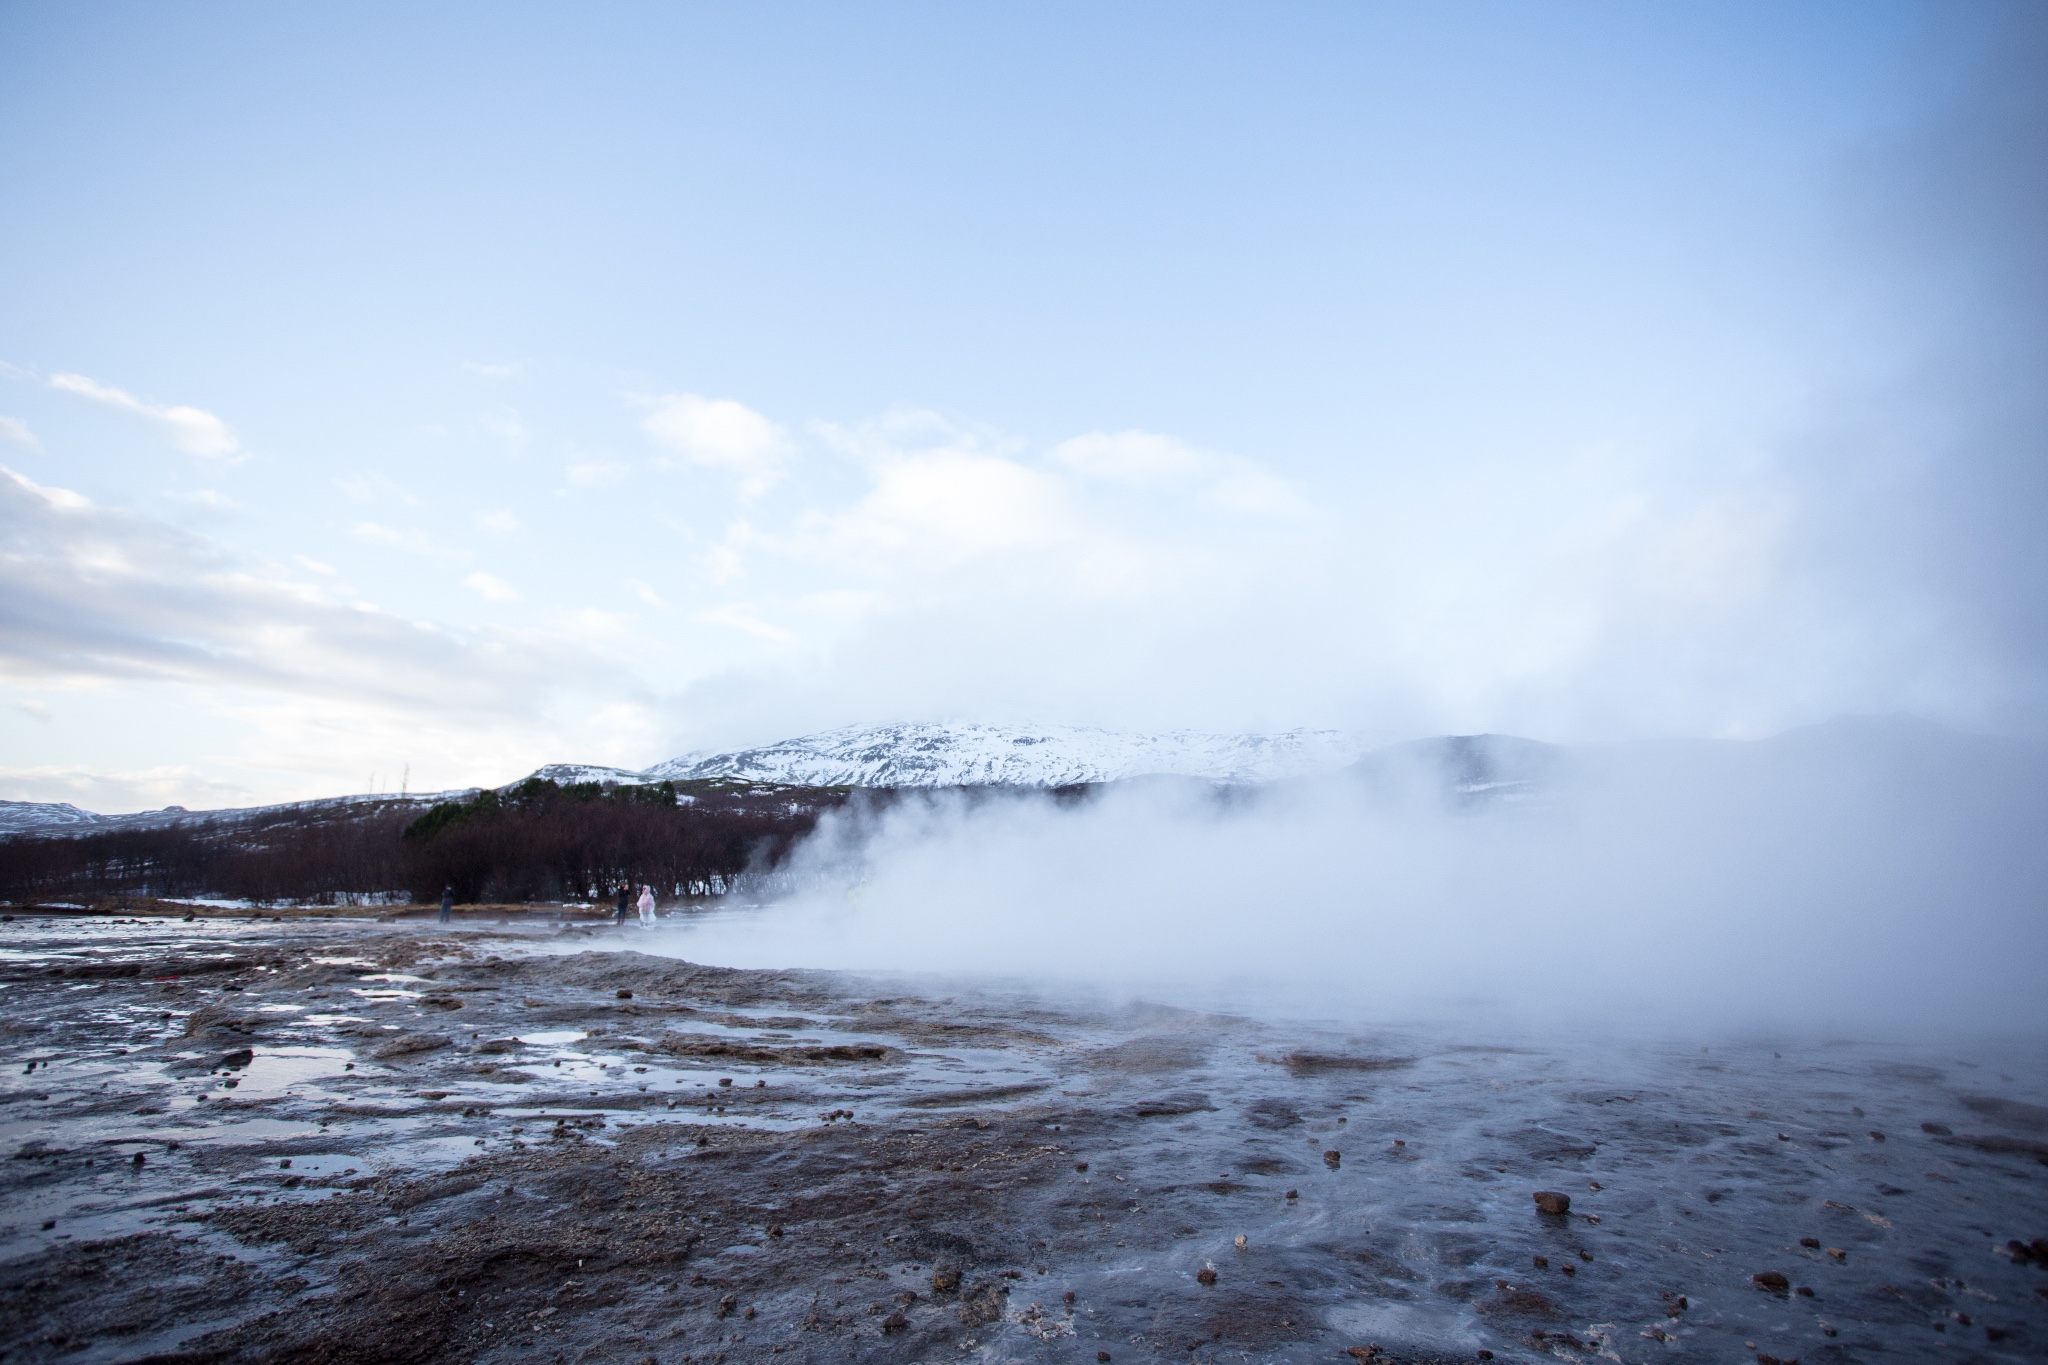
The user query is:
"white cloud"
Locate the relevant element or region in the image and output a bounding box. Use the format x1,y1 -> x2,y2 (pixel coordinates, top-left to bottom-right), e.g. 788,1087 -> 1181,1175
348,521 -> 461,562
698,604 -> 798,644
0,464 -> 697,807
463,571 -> 521,602
334,471 -> 419,505
0,415 -> 39,450
481,414 -> 527,450
163,488 -> 244,513
0,464 -> 586,713
565,458 -> 630,489
1050,429 -> 1306,515
463,360 -> 524,381
478,507 -> 521,534
624,577 -> 665,608
294,555 -> 338,576
643,393 -> 791,498
48,372 -> 243,461
14,699 -> 51,721
569,607 -> 631,639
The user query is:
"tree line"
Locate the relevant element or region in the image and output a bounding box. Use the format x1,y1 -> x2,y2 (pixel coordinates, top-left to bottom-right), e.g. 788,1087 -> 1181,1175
0,778 -> 848,908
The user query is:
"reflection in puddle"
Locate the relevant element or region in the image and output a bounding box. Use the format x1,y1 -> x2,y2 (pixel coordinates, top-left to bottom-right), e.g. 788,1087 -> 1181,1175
229,1047 -> 355,1097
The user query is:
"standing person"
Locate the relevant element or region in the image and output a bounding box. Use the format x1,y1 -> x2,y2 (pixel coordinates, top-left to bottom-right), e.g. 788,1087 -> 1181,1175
438,885 -> 454,924
614,883 -> 632,926
637,884 -> 657,927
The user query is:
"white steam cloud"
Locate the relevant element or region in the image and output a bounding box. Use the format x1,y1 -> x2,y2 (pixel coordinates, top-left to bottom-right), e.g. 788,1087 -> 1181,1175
654,718 -> 2048,1037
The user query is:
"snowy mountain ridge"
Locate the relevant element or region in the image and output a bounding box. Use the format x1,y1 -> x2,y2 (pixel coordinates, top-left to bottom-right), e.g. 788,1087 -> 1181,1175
0,716 -> 2008,839
644,722 -> 1371,788
0,725 -> 1371,837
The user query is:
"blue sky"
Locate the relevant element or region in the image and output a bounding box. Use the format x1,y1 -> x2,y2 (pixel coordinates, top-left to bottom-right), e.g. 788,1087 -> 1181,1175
3,1 -> 2042,810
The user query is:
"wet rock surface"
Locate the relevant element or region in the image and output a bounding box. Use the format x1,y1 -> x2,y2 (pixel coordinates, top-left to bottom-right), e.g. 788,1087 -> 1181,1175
0,914 -> 2044,1363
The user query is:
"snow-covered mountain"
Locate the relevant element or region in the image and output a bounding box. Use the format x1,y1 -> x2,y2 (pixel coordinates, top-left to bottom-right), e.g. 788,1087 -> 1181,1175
8,717 -> 2021,840
0,799 -> 112,837
527,764 -> 650,787
0,791 -> 475,840
645,722 -> 1370,788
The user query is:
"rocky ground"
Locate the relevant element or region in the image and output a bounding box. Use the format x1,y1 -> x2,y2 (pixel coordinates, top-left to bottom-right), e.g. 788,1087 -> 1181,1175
1,911 -> 2045,1364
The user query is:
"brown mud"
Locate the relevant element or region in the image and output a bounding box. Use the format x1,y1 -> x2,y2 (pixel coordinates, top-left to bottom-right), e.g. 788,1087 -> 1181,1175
2,914 -> 2045,1364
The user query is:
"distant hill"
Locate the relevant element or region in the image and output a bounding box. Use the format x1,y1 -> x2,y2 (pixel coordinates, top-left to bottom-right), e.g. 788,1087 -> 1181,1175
7,715 -> 2026,837
645,722 -> 1369,788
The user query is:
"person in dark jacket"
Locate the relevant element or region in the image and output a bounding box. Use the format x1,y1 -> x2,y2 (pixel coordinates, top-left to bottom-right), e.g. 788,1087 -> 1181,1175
615,884 -> 632,926
438,885 -> 454,924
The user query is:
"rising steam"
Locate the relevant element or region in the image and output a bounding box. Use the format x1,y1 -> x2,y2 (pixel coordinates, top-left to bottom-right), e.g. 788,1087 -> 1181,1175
652,717 -> 2048,1037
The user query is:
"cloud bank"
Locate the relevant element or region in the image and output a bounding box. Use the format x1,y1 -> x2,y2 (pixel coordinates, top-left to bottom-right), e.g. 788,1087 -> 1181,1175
49,372 -> 243,461
0,464 -> 632,808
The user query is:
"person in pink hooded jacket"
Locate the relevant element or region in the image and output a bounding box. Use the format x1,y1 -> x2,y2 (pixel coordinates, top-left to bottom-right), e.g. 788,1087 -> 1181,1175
636,885 -> 657,927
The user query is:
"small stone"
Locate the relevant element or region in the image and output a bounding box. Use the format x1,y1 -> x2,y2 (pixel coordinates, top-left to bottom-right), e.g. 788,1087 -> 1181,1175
768,1225 -> 783,1238
1826,1247 -> 1846,1261
617,989 -> 633,999
718,1077 -> 733,1087
1195,1268 -> 1217,1286
1533,1191 -> 1571,1215
1869,1131 -> 1884,1141
1234,1235 -> 1247,1251
1795,1286 -> 1814,1297
1922,1122 -> 1953,1136
1533,1255 -> 1549,1269
1322,1150 -> 1341,1170
1285,1189 -> 1298,1200
1752,1271 -> 1790,1294
1075,1162 -> 1089,1172
716,1293 -> 738,1318
881,1312 -> 907,1333
1098,1353 -> 1112,1362
1063,1291 -> 1076,1303
1800,1237 -> 1820,1248
131,1152 -> 145,1167
1561,1263 -> 1576,1276
279,1159 -> 291,1169
931,1266 -> 961,1293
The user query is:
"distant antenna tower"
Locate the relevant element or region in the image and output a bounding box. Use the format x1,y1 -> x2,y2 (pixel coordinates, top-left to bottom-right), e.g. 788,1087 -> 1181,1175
401,764 -> 410,797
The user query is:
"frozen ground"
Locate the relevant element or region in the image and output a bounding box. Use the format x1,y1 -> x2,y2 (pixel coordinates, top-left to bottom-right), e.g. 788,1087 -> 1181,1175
1,913 -> 2044,1364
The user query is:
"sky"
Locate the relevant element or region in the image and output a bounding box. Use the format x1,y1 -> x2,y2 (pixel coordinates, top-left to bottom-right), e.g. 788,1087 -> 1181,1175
2,1 -> 2044,812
